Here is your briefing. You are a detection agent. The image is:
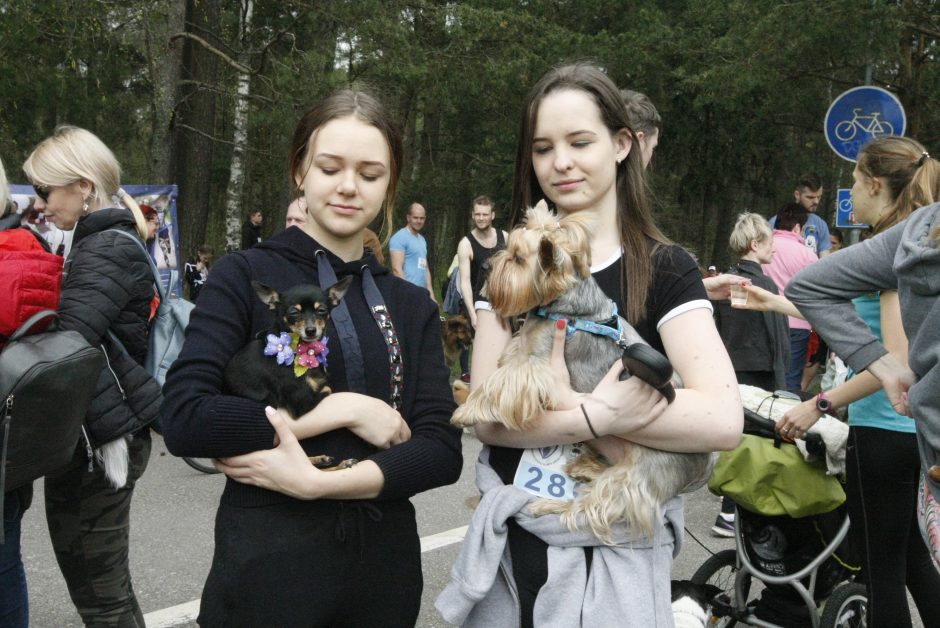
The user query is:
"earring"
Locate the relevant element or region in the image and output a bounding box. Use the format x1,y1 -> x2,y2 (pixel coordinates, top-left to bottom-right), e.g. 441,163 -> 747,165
81,197 -> 89,215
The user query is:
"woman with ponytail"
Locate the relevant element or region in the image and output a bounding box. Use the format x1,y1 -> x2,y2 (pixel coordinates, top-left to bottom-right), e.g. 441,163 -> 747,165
23,125 -> 160,627
779,136 -> 940,627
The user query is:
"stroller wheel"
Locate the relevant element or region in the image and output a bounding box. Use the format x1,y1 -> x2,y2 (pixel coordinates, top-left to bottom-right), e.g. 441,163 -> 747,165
820,582 -> 867,628
691,549 -> 751,627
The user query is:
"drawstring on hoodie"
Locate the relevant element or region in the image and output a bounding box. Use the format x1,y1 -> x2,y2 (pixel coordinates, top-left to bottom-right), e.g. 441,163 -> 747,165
335,501 -> 384,561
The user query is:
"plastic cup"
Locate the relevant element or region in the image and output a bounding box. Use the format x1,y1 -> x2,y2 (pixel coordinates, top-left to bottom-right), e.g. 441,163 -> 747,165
730,283 -> 748,306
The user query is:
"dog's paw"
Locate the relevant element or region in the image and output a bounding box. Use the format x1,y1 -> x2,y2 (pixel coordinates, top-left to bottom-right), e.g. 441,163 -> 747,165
527,498 -> 568,517
308,455 -> 335,468
565,452 -> 607,482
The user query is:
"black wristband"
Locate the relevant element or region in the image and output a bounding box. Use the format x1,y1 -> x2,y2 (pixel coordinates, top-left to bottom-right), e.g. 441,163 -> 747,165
581,403 -> 600,439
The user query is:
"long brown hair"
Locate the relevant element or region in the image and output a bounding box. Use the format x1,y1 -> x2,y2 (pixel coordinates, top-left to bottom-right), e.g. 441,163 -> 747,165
289,90 -> 403,241
510,63 -> 670,324
856,136 -> 940,235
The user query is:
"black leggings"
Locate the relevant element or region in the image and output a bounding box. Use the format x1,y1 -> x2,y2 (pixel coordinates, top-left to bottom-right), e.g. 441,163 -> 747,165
846,426 -> 940,627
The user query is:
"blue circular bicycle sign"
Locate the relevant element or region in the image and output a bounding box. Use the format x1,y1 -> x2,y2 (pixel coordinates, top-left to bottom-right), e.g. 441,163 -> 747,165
825,86 -> 906,162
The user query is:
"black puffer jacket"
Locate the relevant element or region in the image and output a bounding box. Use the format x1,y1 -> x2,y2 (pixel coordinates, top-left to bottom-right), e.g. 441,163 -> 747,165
60,208 -> 161,446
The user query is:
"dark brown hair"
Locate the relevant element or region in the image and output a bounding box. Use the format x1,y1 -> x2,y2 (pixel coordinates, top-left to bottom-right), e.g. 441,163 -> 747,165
289,90 -> 403,240
774,202 -> 809,232
510,62 -> 670,324
620,89 -> 662,137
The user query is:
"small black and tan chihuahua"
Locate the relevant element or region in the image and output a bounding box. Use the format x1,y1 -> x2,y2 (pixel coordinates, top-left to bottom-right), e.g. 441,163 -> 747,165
224,277 -> 353,468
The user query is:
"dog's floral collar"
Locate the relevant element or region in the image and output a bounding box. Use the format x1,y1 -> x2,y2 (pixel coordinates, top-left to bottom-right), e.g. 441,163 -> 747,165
264,332 -> 295,365
294,337 -> 329,377
264,333 -> 330,377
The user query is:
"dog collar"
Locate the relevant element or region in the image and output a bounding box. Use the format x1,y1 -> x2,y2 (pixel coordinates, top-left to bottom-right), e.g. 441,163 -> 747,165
534,300 -> 626,346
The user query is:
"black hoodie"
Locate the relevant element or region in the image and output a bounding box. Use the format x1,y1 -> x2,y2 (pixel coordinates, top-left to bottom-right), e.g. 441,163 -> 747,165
160,226 -> 462,506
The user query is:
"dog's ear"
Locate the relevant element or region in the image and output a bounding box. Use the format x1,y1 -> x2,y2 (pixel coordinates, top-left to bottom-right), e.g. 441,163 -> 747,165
251,281 -> 281,310
538,236 -> 557,272
328,276 -> 354,306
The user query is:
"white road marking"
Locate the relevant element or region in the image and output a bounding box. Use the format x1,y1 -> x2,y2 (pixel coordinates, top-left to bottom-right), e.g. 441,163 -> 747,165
142,525 -> 469,627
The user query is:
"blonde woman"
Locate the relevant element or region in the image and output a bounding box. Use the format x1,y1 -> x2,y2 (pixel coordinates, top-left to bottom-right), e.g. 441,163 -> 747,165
23,126 -> 160,626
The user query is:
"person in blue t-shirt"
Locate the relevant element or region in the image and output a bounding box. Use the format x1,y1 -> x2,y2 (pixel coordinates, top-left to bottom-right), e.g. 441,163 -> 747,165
389,202 -> 435,301
770,172 -> 831,257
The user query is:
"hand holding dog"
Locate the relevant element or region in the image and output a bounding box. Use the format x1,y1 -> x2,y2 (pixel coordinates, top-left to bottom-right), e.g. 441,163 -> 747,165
215,407 -> 322,499
548,319 -> 668,438
292,392 -> 411,449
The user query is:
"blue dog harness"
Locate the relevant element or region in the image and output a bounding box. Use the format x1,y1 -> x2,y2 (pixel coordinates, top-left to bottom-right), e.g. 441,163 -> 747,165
533,300 -> 627,348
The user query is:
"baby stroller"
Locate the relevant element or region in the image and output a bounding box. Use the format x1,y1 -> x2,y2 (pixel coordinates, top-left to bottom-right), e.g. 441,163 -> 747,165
692,391 -> 866,628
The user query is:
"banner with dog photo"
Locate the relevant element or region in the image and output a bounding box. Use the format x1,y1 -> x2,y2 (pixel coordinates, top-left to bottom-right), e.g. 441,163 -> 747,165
10,183 -> 182,298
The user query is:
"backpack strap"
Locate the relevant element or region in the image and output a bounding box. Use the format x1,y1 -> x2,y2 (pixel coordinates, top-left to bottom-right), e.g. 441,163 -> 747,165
105,229 -> 165,302
314,251 -> 403,410
9,310 -> 58,342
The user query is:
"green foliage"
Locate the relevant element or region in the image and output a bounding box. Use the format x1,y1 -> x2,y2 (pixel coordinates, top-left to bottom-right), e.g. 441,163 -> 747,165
2,0 -> 938,273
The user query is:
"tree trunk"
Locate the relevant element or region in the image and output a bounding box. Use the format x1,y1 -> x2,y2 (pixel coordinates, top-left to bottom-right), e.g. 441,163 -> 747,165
223,0 -> 254,251
172,0 -> 220,259
144,0 -> 186,183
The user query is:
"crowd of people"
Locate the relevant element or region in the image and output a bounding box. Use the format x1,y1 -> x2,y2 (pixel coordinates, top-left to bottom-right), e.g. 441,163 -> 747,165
1,60 -> 938,628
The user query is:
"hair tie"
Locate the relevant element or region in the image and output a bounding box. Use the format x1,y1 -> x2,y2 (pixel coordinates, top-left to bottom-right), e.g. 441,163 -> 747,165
917,151 -> 931,167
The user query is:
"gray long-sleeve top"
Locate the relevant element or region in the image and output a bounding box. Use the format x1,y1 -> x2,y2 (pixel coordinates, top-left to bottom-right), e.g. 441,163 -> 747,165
786,202 -> 940,502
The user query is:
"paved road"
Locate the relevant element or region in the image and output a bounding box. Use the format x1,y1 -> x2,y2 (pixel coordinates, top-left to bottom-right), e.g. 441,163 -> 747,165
19,433 -> 923,627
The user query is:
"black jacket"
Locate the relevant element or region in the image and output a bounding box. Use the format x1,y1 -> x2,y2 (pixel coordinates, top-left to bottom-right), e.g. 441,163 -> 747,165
241,220 -> 262,250
714,259 -> 790,390
61,208 -> 161,445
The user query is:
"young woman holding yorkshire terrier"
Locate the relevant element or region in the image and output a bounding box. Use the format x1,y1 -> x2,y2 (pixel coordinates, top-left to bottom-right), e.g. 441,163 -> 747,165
437,63 -> 741,627
160,90 -> 462,627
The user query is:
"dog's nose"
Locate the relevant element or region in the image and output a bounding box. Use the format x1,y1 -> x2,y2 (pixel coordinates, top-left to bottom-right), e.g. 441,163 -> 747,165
305,327 -> 317,338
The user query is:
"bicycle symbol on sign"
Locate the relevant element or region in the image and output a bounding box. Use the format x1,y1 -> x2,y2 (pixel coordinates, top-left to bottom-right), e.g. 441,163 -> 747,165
834,108 -> 895,141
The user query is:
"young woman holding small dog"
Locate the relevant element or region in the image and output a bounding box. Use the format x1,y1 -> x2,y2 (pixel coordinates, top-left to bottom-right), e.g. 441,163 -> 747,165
160,90 -> 462,627
22,126 -> 161,627
438,64 -> 741,627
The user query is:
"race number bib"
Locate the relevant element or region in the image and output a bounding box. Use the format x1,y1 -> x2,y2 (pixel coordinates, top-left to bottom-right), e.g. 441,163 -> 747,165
513,444 -> 584,502
417,257 -> 427,270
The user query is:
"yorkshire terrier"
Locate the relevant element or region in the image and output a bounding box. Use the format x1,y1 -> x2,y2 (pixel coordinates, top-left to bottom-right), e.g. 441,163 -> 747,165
441,314 -> 473,371
224,277 -> 356,470
451,205 -> 710,542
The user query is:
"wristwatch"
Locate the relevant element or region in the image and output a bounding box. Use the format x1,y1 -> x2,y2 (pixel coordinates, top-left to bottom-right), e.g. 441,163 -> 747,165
815,392 -> 832,414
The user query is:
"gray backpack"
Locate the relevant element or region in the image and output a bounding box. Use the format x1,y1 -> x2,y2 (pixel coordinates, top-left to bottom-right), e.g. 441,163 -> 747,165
1,311 -> 104,539
107,230 -> 194,387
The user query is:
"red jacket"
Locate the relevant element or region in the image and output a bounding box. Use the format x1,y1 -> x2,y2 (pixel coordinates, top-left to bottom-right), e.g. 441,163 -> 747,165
0,228 -> 62,342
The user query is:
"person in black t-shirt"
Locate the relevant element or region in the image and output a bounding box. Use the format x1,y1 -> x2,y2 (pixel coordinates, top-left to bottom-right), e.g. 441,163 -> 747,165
454,195 -> 507,381
454,63 -> 742,627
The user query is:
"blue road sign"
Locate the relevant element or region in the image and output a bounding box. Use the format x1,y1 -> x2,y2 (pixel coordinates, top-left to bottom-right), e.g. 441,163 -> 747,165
835,188 -> 868,229
825,86 -> 906,162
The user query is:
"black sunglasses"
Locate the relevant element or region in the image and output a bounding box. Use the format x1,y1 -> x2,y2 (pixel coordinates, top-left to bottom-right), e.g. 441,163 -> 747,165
32,183 -> 51,202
